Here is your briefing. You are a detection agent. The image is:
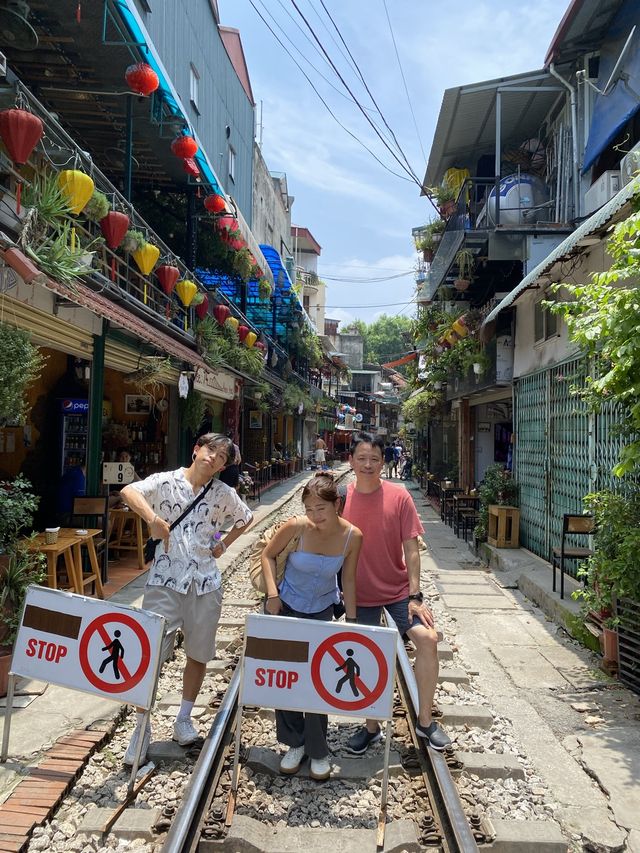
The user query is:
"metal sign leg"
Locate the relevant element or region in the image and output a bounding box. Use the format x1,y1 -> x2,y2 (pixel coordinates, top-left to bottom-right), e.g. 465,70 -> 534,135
226,704 -> 243,827
376,718 -> 393,849
1,673 -> 16,763
127,708 -> 152,794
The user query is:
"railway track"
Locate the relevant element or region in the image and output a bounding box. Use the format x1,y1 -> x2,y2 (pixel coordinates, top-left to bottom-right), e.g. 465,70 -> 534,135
21,475 -> 570,853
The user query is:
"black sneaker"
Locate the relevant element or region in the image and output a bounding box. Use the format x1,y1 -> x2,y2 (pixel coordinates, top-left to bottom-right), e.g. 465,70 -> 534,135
416,721 -> 451,750
346,726 -> 382,754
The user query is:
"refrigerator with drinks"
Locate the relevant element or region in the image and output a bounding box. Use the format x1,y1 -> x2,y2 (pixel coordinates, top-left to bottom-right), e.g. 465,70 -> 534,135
59,398 -> 88,474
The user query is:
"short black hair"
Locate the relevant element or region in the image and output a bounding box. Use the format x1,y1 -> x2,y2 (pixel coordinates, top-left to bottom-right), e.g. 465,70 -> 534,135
349,431 -> 385,456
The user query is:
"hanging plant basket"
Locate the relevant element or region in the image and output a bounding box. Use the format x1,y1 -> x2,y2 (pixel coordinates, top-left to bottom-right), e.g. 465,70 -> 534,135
454,278 -> 470,292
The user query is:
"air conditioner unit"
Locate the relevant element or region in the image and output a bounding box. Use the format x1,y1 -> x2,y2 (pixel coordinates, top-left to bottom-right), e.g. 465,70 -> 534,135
584,170 -> 621,215
620,141 -> 640,186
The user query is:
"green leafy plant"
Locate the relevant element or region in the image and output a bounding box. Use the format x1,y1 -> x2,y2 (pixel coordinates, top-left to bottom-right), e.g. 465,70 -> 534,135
24,220 -> 87,285
232,247 -> 254,282
282,384 -> 313,414
474,464 -> 518,541
258,278 -> 272,301
179,388 -> 206,434
82,189 -> 110,223
0,323 -> 45,425
122,229 -> 146,253
401,389 -> 443,426
455,249 -> 474,282
0,476 -> 40,552
551,201 -> 640,475
573,490 -> 640,621
0,544 -> 46,647
20,171 -> 72,245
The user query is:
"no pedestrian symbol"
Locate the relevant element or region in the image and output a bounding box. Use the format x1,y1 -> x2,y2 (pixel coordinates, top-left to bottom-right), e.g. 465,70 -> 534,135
79,612 -> 151,694
311,631 -> 389,712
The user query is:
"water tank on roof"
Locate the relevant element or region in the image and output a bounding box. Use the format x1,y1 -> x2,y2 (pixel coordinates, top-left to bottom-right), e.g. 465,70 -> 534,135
486,173 -> 549,226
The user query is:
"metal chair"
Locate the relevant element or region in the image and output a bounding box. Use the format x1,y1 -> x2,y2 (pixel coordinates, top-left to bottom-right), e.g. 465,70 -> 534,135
552,514 -> 595,599
71,496 -> 110,586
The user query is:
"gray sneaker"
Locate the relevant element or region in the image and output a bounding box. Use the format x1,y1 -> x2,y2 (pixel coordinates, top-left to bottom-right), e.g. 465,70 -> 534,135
346,726 -> 382,754
416,721 -> 451,750
124,723 -> 151,766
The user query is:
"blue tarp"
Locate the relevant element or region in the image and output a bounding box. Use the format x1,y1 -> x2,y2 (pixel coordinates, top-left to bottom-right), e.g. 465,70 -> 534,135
583,0 -> 640,174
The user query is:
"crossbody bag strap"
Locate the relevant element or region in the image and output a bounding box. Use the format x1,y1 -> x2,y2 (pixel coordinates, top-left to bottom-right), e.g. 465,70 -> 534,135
168,477 -> 215,531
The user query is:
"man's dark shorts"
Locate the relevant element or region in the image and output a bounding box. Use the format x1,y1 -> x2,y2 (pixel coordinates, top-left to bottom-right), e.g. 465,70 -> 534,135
356,596 -> 422,637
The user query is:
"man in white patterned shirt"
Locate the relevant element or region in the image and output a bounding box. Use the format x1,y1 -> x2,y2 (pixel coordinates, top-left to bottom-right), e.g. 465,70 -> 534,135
121,433 -> 253,765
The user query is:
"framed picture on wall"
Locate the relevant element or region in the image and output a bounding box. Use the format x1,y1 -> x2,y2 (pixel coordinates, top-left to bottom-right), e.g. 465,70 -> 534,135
249,410 -> 263,429
125,394 -> 152,415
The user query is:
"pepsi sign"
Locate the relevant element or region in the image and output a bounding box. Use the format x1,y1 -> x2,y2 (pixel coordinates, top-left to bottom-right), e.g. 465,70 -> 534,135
60,399 -> 89,413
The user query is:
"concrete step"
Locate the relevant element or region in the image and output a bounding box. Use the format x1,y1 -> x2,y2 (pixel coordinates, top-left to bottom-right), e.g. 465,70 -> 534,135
485,818 -> 567,851
437,666 -> 470,685
246,746 -> 404,780
456,751 -> 524,780
210,815 -> 421,853
437,641 -> 454,661
438,704 -> 494,729
77,806 -> 160,841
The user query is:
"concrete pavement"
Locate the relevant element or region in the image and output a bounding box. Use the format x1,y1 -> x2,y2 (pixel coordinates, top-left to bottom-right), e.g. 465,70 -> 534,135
410,482 -> 640,852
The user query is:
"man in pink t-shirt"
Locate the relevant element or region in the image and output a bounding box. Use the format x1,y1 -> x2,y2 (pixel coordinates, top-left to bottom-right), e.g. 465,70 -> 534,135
342,431 -> 450,753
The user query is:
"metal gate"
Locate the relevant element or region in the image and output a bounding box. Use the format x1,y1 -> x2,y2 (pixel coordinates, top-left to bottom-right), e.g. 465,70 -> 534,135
513,356 -> 623,562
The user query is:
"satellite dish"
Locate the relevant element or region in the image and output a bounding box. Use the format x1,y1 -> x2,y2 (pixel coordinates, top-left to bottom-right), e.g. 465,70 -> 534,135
0,1 -> 38,51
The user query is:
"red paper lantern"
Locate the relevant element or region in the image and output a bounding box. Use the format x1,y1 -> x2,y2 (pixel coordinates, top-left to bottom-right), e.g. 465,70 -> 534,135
0,108 -> 43,166
228,237 -> 244,251
182,157 -> 200,178
213,304 -> 231,326
237,324 -> 250,343
156,264 -> 180,296
216,215 -> 237,234
195,293 -> 209,320
203,194 -> 226,213
124,62 -> 159,97
99,210 -> 129,249
171,134 -> 198,158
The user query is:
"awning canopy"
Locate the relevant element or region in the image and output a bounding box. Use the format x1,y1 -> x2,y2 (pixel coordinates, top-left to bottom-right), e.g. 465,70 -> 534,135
483,176 -> 640,324
423,70 -> 563,188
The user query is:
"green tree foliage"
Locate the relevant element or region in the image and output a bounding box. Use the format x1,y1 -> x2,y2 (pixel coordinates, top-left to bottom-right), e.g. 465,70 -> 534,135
352,315 -> 413,366
551,199 -> 640,475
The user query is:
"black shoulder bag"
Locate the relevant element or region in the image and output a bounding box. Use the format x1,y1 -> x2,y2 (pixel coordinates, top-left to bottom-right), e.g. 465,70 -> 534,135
143,478 -> 216,564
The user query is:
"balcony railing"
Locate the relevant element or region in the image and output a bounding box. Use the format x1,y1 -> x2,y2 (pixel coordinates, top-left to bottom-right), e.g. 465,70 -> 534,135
445,336 -> 513,399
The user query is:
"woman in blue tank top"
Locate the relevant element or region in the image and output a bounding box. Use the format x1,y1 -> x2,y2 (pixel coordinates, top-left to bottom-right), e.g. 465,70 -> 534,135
261,473 -> 362,781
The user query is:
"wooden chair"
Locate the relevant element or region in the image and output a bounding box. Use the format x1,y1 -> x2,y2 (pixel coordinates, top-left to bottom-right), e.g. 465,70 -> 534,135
71,496 -> 110,583
552,514 -> 595,600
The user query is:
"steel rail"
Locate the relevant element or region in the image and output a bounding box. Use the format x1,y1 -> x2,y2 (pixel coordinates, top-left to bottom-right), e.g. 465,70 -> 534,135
161,665 -> 241,853
386,611 -> 479,853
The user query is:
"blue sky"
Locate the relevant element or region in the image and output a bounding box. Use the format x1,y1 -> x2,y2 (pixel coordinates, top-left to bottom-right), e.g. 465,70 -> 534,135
219,0 -> 565,325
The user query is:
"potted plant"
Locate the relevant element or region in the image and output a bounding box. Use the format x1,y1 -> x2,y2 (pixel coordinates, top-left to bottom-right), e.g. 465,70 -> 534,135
122,228 -> 146,253
454,249 -> 474,292
574,490 -> 640,663
82,188 -> 110,223
474,464 -> 519,542
415,233 -> 435,263
431,184 -> 456,218
0,323 -> 45,426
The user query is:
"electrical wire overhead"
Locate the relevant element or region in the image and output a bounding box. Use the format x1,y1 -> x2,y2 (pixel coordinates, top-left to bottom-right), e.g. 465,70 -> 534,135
247,0 -> 415,183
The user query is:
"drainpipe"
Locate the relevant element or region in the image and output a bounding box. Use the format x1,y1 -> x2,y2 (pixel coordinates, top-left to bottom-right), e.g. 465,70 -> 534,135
549,63 -> 580,220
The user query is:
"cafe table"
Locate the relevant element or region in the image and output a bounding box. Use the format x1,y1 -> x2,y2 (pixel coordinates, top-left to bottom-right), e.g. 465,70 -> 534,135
452,494 -> 481,538
24,528 -> 104,598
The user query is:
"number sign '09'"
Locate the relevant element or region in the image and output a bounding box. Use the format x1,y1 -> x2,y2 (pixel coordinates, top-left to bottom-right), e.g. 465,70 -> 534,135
102,462 -> 135,485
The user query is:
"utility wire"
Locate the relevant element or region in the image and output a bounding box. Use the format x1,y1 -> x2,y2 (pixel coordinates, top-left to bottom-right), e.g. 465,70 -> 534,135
289,0 -> 423,188
381,0 -> 427,165
321,271 -> 414,283
316,0 -> 422,182
246,0 -> 413,183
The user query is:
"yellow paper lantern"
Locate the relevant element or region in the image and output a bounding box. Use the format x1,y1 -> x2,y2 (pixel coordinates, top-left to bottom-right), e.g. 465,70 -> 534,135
132,242 -> 160,276
451,317 -> 468,338
245,331 -> 257,348
445,329 -> 459,346
225,316 -> 239,332
58,169 -> 95,215
175,278 -> 198,307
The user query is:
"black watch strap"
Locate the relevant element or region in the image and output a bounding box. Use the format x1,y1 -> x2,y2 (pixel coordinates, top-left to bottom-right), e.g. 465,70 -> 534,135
409,592 -> 424,603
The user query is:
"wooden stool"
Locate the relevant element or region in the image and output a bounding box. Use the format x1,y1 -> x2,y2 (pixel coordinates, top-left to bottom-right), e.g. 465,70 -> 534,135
487,505 -> 520,548
109,509 -> 147,570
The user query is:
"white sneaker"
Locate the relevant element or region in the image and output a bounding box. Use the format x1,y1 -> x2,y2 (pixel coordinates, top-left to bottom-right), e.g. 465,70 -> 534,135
173,717 -> 199,746
279,745 -> 305,774
124,723 -> 151,766
309,755 -> 331,781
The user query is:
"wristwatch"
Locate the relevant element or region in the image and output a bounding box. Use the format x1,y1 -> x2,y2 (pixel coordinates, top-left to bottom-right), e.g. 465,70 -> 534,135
409,592 -> 424,603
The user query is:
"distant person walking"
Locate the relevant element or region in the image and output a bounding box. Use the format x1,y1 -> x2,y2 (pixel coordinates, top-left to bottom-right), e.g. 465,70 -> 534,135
314,434 -> 327,470
383,443 -> 395,478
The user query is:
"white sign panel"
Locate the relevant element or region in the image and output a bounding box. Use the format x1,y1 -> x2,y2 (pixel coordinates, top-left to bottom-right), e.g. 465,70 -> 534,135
240,614 -> 397,720
495,334 -> 514,383
193,365 -> 236,401
102,462 -> 135,485
11,586 -> 165,709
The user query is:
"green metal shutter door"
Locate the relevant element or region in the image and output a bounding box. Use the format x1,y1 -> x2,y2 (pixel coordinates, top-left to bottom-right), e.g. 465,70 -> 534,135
548,357 -> 591,560
514,370 -> 548,558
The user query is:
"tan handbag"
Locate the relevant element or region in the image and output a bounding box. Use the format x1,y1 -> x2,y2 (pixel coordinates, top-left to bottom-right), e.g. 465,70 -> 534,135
248,517 -> 303,594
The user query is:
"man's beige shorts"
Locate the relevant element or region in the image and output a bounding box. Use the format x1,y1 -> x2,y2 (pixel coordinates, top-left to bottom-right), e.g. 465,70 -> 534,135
142,583 -> 223,664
